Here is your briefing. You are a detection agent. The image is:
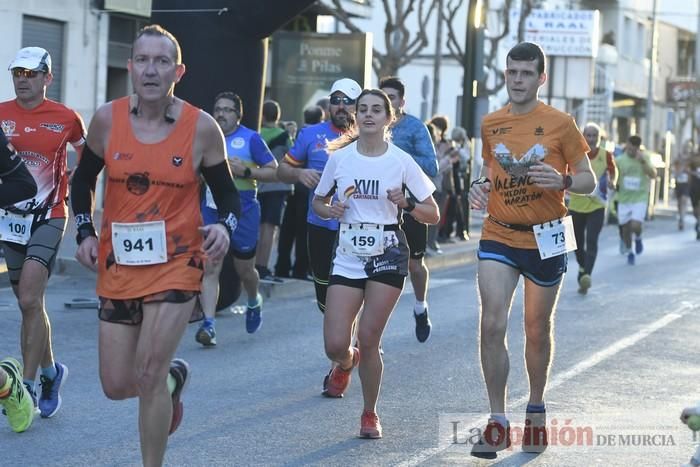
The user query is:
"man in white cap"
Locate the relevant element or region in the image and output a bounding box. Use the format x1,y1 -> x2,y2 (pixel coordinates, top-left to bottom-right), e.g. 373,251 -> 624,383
277,77 -> 362,394
0,46 -> 86,419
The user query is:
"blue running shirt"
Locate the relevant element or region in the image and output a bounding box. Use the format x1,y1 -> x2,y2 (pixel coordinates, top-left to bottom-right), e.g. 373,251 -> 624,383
283,121 -> 343,229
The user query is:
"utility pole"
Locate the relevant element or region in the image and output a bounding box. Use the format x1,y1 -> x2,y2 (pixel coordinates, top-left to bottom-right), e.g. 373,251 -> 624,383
645,0 -> 658,147
431,0 -> 444,116
460,0 -> 484,234
695,0 -> 700,146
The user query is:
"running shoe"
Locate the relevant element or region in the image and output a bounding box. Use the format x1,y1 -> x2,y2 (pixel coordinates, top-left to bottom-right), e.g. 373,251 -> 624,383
322,347 -> 360,398
246,296 -> 263,334
634,237 -> 644,255
0,358 -> 34,433
168,358 -> 190,435
39,362 -> 68,418
24,383 -> 37,413
470,418 -> 511,459
359,409 -> 382,439
414,309 -> 432,343
195,321 -> 217,346
578,274 -> 592,295
627,252 -> 635,265
522,409 -> 547,453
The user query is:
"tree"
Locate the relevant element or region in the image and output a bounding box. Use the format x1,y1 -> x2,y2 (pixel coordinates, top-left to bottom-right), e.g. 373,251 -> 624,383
442,0 -> 538,96
325,0 -> 439,77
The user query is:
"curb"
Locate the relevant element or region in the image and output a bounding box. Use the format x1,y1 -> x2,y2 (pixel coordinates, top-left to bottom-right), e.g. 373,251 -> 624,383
45,240 -> 480,303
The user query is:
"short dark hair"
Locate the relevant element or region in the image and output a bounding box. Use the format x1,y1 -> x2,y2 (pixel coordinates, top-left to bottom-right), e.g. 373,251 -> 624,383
214,91 -> 242,116
429,115 -> 449,138
628,135 -> 642,147
507,41 -> 546,75
133,24 -> 182,64
304,105 -> 324,125
262,100 -> 280,123
379,76 -> 405,98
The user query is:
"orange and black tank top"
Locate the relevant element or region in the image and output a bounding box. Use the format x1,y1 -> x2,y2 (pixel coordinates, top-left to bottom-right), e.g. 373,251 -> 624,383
97,97 -> 204,299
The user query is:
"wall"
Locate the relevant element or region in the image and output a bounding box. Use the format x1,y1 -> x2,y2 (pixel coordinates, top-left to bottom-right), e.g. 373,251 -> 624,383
0,1 -> 104,124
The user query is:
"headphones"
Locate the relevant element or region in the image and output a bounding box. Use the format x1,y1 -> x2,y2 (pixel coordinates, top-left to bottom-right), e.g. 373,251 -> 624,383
129,95 -> 176,124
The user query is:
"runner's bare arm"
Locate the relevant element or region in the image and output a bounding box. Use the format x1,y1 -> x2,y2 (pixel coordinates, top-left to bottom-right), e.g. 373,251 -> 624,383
468,160 -> 491,210
277,159 -> 321,188
527,156 -> 595,194
567,155 -> 596,194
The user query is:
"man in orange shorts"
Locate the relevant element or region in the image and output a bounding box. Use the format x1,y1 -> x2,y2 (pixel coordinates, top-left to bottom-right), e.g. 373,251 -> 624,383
468,41 -> 595,459
70,25 -> 240,467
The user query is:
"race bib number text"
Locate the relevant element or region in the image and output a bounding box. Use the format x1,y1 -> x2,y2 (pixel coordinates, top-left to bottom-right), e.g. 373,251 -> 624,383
112,221 -> 167,266
534,216 -> 577,259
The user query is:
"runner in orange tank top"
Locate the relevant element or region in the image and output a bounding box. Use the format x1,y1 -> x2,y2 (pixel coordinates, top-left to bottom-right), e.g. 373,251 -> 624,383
467,42 -> 595,460
70,25 -> 240,467
0,46 -> 85,420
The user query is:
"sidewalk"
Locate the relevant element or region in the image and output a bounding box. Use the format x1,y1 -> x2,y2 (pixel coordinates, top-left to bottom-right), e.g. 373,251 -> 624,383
25,210 -> 483,302
1,205 -> 680,299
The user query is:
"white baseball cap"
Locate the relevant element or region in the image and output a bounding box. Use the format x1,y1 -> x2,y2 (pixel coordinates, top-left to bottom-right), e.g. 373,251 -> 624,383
9,47 -> 52,72
329,78 -> 362,100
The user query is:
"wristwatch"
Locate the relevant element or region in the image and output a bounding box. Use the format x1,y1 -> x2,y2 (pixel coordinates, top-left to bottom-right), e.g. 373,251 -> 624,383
560,174 -> 573,191
242,167 -> 252,178
404,197 -> 416,212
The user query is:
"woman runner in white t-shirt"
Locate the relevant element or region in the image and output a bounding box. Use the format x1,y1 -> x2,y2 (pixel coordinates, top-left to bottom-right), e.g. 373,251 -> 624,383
312,89 -> 439,439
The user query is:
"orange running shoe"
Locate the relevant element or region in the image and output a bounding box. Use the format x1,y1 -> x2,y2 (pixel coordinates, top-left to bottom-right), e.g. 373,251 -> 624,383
168,358 -> 190,435
321,347 -> 359,398
360,409 -> 382,439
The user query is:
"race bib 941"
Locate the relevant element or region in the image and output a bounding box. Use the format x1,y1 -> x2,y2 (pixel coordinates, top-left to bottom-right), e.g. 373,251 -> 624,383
112,220 -> 167,266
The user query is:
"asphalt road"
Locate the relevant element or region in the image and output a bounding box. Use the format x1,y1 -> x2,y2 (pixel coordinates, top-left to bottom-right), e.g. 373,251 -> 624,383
1,213 -> 699,466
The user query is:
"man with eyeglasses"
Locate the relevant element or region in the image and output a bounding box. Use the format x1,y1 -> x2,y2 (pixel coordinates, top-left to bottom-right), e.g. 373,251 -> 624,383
277,77 -> 362,394
0,46 -> 86,420
196,91 -> 277,345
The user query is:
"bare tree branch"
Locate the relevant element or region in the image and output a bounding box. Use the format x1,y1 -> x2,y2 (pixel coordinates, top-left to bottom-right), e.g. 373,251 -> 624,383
442,0 -> 464,60
326,0 -> 437,78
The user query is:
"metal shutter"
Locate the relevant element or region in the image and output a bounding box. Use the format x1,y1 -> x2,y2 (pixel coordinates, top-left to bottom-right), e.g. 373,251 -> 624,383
22,16 -> 65,102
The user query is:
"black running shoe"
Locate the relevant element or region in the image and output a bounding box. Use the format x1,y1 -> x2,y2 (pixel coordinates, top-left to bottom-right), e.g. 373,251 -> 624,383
414,309 -> 432,343
471,418 -> 511,459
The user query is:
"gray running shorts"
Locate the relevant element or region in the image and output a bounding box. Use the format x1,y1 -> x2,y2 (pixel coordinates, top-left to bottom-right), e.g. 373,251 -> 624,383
3,217 -> 66,284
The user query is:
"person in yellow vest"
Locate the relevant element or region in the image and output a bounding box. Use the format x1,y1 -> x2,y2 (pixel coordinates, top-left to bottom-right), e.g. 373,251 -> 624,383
568,123 -> 617,294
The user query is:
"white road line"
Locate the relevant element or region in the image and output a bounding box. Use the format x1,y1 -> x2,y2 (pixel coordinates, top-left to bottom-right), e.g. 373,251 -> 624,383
394,302 -> 694,466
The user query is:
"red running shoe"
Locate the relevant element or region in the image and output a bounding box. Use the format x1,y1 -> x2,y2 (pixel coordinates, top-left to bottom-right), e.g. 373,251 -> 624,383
360,410 -> 382,439
321,347 -> 359,398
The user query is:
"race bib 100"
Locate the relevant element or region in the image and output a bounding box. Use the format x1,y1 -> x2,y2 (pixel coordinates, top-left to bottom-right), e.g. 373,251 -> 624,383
112,220 -> 167,266
0,210 -> 32,245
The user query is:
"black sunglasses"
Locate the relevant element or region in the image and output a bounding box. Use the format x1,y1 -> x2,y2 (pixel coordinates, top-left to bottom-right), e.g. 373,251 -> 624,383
11,68 -> 42,79
330,95 -> 356,106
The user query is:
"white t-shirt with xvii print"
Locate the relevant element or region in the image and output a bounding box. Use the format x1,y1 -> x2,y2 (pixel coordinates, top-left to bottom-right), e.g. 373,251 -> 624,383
315,141 -> 436,225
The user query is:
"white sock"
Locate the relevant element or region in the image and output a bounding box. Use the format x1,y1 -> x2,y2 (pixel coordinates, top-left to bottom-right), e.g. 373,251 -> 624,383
414,301 -> 428,315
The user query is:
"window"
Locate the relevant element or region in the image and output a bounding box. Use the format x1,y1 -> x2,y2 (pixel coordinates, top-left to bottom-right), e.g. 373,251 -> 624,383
22,16 -> 65,102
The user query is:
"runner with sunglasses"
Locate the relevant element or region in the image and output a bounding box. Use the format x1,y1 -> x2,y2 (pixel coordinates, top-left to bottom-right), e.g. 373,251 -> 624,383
0,46 -> 86,419
277,78 -> 362,394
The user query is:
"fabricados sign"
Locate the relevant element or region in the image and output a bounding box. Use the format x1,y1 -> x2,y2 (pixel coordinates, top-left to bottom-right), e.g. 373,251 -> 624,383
509,9 -> 600,57
667,80 -> 699,104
